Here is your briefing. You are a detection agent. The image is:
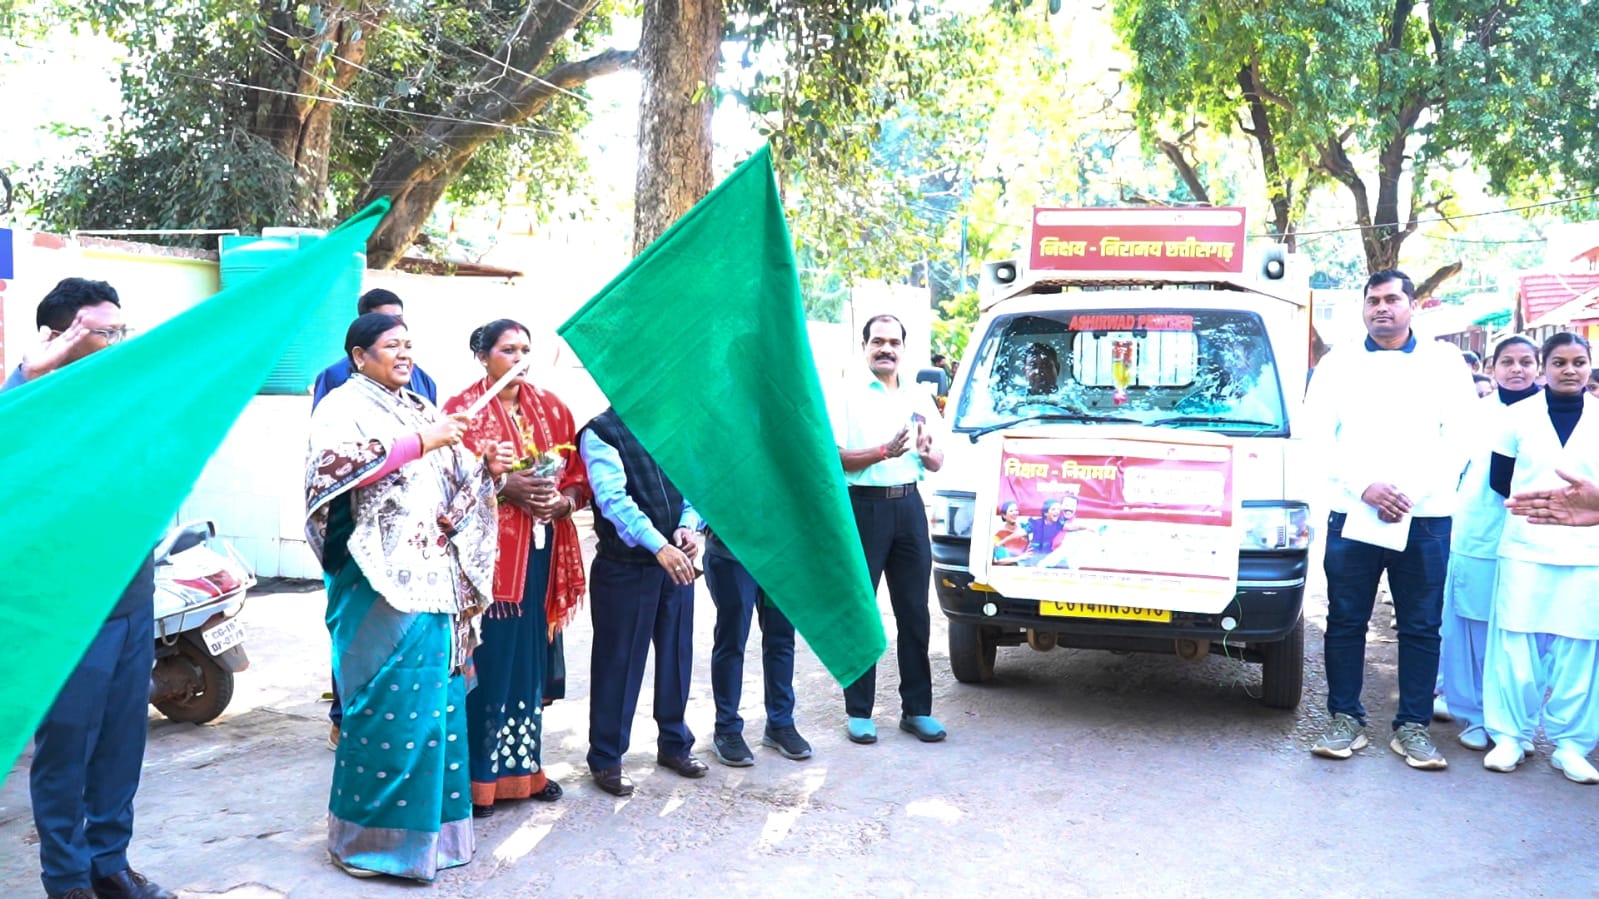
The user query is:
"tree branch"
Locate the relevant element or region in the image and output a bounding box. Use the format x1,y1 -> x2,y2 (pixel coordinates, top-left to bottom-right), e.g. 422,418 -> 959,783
1414,261 -> 1463,302
1157,138 -> 1212,204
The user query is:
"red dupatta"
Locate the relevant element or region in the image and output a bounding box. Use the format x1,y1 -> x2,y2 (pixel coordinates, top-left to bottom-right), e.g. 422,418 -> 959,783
442,378 -> 590,632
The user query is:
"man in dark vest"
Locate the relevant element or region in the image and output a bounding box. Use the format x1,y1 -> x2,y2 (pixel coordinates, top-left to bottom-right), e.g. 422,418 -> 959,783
578,408 -> 708,796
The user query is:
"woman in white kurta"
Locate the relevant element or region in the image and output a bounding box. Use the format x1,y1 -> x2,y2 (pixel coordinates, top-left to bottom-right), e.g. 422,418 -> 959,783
1482,333 -> 1599,782
1438,336 -> 1540,751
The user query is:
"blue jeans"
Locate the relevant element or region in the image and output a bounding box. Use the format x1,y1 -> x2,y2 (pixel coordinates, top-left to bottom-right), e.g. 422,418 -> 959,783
1323,512 -> 1449,730
703,551 -> 797,734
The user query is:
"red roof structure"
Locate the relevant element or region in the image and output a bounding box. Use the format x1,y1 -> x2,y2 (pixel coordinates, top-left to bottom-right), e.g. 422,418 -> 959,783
1517,272 -> 1599,325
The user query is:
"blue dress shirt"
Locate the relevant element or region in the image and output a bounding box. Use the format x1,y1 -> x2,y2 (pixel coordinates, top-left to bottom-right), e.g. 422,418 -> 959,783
579,429 -> 700,554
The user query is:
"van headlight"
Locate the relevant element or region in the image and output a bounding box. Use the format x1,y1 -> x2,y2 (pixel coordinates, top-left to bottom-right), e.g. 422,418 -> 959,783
931,491 -> 976,538
1239,502 -> 1311,551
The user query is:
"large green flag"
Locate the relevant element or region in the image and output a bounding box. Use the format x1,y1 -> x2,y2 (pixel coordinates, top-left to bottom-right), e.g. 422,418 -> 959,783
559,146 -> 884,686
0,202 -> 388,771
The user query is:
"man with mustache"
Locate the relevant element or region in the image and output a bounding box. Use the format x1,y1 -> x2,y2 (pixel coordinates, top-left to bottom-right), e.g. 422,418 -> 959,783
1303,269 -> 1477,771
828,314 -> 947,745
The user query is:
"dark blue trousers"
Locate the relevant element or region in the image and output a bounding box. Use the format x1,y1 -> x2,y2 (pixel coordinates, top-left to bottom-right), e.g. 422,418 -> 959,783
586,556 -> 695,771
1323,512 -> 1450,730
703,552 -> 797,735
843,490 -> 933,719
31,605 -> 153,895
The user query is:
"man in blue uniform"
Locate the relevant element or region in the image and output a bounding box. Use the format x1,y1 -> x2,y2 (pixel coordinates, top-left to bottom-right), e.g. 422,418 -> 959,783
4,277 -> 175,899
579,408 -> 708,795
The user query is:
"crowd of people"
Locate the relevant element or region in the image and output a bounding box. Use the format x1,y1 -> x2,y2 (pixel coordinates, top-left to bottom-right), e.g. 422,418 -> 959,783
1305,269 -> 1599,779
297,302 -> 952,878
13,267 -> 1599,894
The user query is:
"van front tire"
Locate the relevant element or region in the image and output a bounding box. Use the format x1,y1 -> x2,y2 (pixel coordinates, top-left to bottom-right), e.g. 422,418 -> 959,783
1258,616 -> 1304,710
949,620 -> 997,684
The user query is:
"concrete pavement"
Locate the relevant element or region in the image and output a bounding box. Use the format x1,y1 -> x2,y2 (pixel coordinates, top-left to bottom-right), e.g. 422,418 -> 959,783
5,547 -> 1599,897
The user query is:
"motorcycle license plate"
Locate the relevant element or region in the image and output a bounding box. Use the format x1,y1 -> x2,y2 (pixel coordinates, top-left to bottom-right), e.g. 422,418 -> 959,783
203,617 -> 246,655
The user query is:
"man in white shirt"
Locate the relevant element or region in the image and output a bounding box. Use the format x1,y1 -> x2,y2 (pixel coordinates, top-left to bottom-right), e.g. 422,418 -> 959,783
1304,270 -> 1478,769
829,314 -> 946,745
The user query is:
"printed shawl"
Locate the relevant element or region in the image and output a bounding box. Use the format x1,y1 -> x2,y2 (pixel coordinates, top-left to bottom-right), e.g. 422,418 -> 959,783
443,377 -> 589,633
305,374 -> 499,666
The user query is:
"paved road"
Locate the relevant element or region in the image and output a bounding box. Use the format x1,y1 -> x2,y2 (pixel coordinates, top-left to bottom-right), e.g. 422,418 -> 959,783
5,538 -> 1598,897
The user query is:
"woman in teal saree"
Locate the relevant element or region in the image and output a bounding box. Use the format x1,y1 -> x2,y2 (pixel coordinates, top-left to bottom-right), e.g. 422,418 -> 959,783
304,313 -> 514,881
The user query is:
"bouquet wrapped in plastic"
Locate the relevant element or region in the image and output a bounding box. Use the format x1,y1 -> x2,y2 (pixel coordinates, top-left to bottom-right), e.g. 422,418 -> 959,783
512,442 -> 573,548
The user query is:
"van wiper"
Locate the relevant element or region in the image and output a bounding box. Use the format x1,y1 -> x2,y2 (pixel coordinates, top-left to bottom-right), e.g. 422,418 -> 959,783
1151,415 -> 1281,431
967,412 -> 1141,442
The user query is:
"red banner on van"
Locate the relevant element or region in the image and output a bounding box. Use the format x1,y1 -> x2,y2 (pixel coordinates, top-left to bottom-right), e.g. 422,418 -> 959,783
1029,207 -> 1247,274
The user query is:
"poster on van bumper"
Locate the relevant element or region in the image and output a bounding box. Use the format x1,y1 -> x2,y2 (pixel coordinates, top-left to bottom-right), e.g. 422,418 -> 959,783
976,433 -> 1241,614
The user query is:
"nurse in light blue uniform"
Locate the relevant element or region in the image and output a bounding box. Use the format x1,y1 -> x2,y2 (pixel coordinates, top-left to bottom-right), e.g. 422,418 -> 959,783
1482,332 -> 1599,783
1438,336 -> 1541,751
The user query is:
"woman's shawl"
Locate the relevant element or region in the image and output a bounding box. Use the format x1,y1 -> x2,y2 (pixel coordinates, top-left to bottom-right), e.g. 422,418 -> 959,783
443,377 -> 590,632
304,375 -> 498,657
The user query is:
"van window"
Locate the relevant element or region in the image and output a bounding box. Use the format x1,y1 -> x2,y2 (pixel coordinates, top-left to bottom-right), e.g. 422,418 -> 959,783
952,308 -> 1287,434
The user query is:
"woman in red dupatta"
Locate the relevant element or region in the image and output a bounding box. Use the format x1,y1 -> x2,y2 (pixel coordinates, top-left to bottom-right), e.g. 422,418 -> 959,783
442,319 -> 590,818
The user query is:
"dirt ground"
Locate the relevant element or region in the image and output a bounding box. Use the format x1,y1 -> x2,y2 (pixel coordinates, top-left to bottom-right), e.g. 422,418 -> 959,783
5,530 -> 1598,898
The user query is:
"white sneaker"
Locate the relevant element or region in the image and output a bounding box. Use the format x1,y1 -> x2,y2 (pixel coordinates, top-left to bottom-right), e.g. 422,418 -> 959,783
1456,724 -> 1489,751
1483,740 -> 1525,773
1551,748 -> 1599,784
1432,695 -> 1453,722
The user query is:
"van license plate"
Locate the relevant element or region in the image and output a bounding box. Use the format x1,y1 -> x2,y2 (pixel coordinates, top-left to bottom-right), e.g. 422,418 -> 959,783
203,618 -> 246,654
1039,602 -> 1171,623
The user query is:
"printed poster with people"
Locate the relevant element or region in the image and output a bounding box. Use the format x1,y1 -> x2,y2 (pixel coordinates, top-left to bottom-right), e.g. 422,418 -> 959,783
977,433 -> 1241,617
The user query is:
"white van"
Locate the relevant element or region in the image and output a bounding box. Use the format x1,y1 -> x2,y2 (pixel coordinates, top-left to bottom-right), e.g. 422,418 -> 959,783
928,207 -> 1312,708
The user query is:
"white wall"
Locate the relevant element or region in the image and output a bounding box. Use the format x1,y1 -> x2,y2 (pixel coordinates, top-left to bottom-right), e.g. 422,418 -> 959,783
4,230 -> 898,577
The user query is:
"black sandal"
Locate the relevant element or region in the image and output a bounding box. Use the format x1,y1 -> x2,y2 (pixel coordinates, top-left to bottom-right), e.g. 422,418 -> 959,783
532,779 -> 563,802
472,803 -> 495,819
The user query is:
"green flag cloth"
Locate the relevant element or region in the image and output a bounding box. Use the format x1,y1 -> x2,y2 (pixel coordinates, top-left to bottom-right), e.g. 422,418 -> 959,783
0,202 -> 388,771
559,147 -> 884,686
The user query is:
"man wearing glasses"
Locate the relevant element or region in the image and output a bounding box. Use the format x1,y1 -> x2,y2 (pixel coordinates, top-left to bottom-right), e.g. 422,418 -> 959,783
4,280 -> 132,390
3,278 -> 175,899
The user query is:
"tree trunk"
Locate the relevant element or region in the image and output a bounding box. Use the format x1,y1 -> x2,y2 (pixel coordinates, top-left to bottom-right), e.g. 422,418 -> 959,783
251,1 -> 385,222
631,0 -> 722,255
1236,63 -> 1293,248
355,0 -> 633,268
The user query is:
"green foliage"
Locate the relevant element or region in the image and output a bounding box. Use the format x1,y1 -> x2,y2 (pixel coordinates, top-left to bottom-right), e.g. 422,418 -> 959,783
931,289 -> 978,364
33,126 -> 303,241
1113,0 -> 1599,276
24,0 -> 606,241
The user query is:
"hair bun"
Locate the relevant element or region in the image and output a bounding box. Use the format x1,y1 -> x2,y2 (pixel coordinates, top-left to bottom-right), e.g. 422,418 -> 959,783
468,325 -> 486,354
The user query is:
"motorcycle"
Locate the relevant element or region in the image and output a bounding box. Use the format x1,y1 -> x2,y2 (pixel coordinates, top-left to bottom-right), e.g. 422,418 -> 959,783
150,520 -> 256,724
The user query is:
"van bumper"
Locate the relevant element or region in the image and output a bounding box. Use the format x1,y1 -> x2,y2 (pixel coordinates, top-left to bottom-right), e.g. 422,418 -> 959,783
932,538 -> 1306,643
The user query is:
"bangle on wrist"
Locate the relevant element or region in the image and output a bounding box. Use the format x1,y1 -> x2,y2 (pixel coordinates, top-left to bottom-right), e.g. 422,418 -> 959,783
878,443 -> 887,461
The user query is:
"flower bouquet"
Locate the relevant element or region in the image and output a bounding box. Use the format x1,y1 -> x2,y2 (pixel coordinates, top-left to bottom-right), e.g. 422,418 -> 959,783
512,442 -> 574,549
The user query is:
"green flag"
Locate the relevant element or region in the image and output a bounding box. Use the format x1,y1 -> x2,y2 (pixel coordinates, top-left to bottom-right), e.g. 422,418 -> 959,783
559,146 -> 884,686
0,202 -> 388,771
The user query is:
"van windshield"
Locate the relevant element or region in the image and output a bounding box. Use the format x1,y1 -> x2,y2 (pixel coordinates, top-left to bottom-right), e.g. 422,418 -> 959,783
953,308 -> 1287,434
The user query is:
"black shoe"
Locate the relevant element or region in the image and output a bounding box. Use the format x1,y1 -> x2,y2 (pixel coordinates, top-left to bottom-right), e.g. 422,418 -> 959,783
91,869 -> 177,899
762,724 -> 814,760
532,779 -> 563,802
48,889 -> 96,899
712,732 -> 755,767
656,752 -> 710,778
472,803 -> 495,818
592,766 -> 634,796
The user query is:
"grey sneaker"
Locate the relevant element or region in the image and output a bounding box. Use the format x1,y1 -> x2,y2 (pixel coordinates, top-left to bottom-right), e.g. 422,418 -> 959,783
762,724 -> 813,760
711,732 -> 754,767
1390,722 -> 1448,770
1311,713 -> 1368,759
